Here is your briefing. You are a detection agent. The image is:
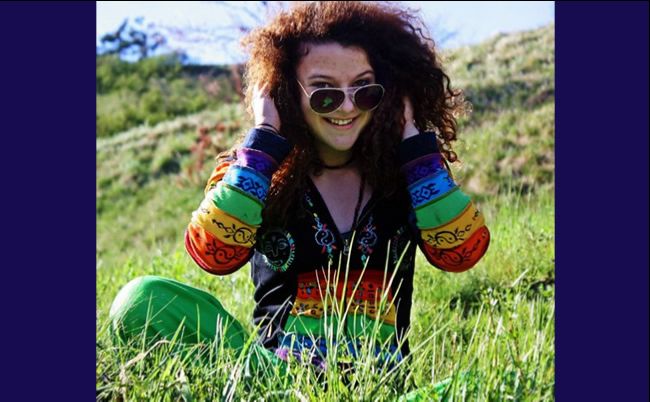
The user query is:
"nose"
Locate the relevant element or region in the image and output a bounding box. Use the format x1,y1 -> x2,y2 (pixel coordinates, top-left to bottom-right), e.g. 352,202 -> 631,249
339,90 -> 357,113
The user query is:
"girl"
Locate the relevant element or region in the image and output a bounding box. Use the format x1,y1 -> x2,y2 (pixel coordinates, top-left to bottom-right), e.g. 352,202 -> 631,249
110,0 -> 490,389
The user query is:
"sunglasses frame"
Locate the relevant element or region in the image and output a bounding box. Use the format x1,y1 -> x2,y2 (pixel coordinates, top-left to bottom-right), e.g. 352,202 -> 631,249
296,80 -> 385,115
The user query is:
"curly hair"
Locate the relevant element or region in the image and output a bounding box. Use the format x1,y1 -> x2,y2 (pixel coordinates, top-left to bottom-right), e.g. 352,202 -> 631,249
218,1 -> 467,229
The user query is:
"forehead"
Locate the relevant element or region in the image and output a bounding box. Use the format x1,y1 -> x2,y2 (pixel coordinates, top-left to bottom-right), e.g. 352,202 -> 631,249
296,42 -> 373,81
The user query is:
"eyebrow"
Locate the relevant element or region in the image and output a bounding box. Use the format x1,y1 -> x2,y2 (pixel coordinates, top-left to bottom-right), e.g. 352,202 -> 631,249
307,70 -> 375,81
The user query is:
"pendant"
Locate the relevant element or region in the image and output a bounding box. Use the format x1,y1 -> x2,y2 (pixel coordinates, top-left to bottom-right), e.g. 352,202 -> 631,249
343,239 -> 351,256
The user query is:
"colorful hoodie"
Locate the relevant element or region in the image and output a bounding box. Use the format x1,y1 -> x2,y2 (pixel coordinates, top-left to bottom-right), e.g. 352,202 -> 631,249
185,128 -> 490,370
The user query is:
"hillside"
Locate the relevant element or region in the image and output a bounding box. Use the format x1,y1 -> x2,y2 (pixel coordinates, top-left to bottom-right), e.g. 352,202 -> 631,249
96,54 -> 243,138
96,23 -> 555,270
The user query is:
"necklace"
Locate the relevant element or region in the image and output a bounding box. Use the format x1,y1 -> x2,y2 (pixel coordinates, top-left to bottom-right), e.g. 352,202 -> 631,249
320,156 -> 354,169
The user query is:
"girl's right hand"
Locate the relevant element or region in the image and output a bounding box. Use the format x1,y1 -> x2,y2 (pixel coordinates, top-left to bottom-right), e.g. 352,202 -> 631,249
252,82 -> 281,134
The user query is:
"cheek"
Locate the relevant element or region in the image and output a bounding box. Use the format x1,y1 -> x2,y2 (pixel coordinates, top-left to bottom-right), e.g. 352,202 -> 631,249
299,97 -> 310,116
358,112 -> 373,129
302,106 -> 324,130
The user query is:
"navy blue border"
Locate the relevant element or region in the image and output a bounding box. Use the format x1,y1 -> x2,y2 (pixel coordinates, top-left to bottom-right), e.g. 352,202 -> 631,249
556,2 -> 648,400
0,2 -> 96,399
0,2 -> 648,399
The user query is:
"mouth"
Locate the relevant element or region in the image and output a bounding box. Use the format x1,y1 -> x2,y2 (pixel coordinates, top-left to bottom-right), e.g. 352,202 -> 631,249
323,116 -> 358,130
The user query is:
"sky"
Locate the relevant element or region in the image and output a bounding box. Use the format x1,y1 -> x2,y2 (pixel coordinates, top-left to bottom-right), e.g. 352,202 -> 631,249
97,1 -> 555,65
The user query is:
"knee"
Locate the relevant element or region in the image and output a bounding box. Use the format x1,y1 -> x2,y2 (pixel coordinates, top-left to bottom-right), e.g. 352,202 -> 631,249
108,275 -> 172,343
109,276 -> 165,316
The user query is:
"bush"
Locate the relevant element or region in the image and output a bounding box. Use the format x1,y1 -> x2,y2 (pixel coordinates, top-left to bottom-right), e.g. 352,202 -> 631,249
96,54 -> 238,138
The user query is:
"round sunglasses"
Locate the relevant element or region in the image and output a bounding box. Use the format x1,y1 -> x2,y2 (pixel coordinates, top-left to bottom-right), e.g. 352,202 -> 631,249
297,80 -> 385,114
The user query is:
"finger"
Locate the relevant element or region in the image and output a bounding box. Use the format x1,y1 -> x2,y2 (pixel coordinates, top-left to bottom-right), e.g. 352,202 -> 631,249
255,82 -> 270,97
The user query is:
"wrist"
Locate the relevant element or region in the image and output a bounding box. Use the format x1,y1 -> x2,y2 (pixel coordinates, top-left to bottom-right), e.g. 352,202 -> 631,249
398,132 -> 440,165
255,122 -> 281,136
402,122 -> 419,140
242,127 -> 292,163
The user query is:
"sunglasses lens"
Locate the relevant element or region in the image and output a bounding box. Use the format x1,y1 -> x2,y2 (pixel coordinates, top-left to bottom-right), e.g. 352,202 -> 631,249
310,89 -> 345,114
354,85 -> 384,111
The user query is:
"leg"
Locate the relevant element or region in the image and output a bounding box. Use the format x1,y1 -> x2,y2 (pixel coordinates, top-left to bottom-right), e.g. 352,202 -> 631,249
108,275 -> 289,377
109,275 -> 248,350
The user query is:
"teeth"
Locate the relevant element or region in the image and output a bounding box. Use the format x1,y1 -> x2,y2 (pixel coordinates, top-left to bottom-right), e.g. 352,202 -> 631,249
327,118 -> 353,126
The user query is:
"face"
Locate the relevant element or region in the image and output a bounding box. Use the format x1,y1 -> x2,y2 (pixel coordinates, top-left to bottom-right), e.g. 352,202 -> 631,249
295,42 -> 376,157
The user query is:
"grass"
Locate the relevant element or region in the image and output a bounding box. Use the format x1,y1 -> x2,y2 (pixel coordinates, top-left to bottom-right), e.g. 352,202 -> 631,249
96,24 -> 555,400
96,188 -> 554,401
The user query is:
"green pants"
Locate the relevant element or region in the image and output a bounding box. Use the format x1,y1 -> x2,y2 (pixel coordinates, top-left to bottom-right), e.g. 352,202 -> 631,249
109,275 -> 288,376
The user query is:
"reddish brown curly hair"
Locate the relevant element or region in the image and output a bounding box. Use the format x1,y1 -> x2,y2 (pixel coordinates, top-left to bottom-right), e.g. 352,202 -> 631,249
219,1 -> 467,228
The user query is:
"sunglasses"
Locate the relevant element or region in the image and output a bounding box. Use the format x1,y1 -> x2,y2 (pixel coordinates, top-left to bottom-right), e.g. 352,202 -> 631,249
296,80 -> 385,115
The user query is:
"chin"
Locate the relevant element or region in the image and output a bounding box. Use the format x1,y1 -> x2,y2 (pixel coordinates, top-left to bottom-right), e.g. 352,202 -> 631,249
331,135 -> 360,151
311,121 -> 368,152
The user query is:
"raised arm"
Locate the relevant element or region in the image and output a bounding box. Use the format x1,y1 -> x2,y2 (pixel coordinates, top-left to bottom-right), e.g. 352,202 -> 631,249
185,127 -> 291,275
399,99 -> 490,273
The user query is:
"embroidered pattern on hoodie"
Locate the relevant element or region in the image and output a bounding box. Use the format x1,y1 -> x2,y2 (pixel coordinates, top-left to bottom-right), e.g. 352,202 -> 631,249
357,214 -> 378,266
304,192 -> 338,263
258,228 -> 295,272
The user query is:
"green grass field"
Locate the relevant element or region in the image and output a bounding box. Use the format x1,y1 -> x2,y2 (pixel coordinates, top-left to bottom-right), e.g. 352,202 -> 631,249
96,188 -> 554,401
97,24 -> 555,401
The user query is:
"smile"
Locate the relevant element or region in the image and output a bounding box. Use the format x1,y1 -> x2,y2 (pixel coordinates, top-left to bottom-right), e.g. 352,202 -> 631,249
324,116 -> 358,128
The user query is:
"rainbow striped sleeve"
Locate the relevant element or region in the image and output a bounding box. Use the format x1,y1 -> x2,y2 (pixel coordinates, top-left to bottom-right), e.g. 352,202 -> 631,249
185,128 -> 291,275
400,133 -> 490,272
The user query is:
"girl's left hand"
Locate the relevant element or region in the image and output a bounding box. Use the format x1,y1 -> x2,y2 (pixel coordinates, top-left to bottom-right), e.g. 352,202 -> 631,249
402,96 -> 419,140
253,82 -> 282,134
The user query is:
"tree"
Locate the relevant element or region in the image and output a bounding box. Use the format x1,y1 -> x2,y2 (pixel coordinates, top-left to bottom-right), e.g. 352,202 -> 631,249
98,2 -> 457,65
98,17 -> 171,61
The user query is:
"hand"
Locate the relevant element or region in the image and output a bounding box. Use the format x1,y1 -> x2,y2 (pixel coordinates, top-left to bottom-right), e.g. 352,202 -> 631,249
402,96 -> 419,140
252,82 -> 281,134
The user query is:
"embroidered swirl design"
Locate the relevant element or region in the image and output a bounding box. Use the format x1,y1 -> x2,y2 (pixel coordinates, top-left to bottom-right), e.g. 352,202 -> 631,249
423,226 -> 490,272
357,215 -> 378,266
304,193 -> 338,261
204,237 -> 248,266
211,218 -> 255,245
422,203 -> 484,249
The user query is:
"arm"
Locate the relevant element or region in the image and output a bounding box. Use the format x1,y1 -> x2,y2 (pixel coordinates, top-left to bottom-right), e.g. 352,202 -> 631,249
187,82 -> 288,275
399,99 -> 490,273
185,127 -> 291,275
